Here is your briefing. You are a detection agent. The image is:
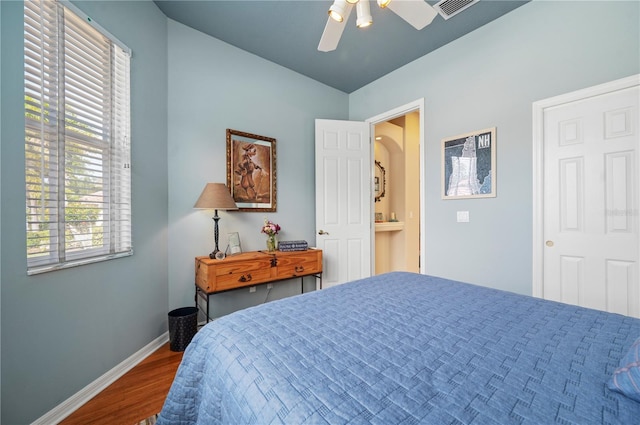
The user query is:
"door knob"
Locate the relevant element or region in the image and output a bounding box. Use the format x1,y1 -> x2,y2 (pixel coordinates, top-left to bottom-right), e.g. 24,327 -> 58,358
318,229 -> 330,235
545,240 -> 554,247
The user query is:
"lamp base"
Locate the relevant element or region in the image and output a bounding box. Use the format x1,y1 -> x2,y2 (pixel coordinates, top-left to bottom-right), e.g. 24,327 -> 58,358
209,210 -> 221,259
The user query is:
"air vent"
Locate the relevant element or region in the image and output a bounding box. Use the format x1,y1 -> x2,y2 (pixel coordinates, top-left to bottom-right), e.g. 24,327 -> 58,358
434,0 -> 480,20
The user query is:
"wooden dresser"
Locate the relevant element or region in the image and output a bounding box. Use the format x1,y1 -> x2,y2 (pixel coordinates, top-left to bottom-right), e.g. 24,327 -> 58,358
195,249 -> 322,321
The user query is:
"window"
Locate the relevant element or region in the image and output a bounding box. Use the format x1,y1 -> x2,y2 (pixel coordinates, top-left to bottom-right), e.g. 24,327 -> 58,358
25,0 -> 132,275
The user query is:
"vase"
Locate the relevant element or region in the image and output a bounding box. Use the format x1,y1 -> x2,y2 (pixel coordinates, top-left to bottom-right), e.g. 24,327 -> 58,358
266,235 -> 277,252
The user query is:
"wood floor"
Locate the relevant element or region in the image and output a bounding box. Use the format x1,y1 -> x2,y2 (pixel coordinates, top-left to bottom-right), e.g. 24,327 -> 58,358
60,342 -> 183,425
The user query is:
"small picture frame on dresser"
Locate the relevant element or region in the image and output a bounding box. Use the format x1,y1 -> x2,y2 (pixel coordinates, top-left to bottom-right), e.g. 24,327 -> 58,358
227,232 -> 242,255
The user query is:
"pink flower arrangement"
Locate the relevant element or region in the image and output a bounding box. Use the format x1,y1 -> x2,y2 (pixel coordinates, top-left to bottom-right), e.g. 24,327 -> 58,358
261,218 -> 281,236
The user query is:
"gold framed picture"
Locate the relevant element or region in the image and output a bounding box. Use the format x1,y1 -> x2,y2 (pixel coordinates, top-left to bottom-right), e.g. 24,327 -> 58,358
226,129 -> 276,212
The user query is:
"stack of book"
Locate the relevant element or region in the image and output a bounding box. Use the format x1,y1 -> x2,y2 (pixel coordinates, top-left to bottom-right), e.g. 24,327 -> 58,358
278,240 -> 308,252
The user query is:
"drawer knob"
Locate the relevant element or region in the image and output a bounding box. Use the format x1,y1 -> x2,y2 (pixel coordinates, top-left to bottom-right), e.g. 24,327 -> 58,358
238,274 -> 252,282
295,266 -> 304,273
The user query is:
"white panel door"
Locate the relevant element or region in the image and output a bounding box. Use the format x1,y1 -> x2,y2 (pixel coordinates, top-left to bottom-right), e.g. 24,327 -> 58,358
543,85 -> 639,317
315,119 -> 371,289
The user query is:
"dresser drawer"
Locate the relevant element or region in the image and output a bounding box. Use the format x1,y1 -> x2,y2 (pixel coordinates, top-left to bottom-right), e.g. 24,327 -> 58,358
195,254 -> 274,293
275,250 -> 322,279
213,268 -> 273,292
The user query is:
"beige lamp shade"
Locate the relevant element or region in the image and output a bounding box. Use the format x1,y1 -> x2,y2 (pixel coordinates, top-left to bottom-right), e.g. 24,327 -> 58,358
194,183 -> 238,210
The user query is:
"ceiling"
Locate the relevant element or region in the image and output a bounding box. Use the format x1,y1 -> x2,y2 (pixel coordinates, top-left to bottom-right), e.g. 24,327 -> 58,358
154,0 -> 529,93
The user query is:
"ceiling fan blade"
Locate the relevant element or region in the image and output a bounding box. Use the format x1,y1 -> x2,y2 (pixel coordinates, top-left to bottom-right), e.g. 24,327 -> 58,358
318,4 -> 354,52
387,0 -> 438,30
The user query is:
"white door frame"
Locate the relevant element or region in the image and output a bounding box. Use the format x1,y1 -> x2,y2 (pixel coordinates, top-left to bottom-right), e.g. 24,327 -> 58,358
532,74 -> 640,297
366,98 -> 426,275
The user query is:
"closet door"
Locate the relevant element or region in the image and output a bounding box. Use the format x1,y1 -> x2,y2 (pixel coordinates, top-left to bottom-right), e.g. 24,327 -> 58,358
536,79 -> 639,317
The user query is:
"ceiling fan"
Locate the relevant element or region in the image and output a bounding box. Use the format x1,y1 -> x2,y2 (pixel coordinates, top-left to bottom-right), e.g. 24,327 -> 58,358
318,0 -> 478,52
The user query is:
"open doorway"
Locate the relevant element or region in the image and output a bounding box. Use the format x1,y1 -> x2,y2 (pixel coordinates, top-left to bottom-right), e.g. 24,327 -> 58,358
367,100 -> 424,275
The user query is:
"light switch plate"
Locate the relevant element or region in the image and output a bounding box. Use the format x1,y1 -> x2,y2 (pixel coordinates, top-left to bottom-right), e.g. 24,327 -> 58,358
457,211 -> 470,222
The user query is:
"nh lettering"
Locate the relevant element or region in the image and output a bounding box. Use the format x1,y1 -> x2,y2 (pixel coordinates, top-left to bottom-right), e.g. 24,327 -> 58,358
477,134 -> 491,149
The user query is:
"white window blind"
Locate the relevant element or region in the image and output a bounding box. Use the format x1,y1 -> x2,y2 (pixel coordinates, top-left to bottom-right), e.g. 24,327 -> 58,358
25,0 -> 132,275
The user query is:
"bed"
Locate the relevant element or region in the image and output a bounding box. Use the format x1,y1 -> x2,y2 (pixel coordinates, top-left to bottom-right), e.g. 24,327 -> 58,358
158,272 -> 640,424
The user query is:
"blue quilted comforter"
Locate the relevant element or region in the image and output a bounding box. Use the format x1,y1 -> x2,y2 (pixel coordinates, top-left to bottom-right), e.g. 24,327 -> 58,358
158,272 -> 640,424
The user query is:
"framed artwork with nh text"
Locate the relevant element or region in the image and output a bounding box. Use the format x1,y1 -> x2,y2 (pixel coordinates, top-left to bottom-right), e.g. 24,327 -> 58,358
441,127 -> 496,200
226,129 -> 277,212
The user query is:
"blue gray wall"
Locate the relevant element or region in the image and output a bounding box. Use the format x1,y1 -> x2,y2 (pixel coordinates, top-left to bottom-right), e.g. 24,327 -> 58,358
350,0 -> 640,295
1,0 -> 639,423
1,1 -> 169,423
1,1 -> 348,422
166,20 -> 348,315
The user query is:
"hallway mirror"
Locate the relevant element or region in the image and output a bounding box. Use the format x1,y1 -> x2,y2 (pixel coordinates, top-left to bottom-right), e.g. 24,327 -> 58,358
374,160 -> 386,202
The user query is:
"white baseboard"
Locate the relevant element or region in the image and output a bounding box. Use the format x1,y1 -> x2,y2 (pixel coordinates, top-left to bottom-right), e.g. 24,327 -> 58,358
32,332 -> 169,425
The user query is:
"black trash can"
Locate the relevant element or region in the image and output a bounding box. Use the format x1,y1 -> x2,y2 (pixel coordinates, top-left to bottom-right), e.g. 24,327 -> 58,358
168,307 -> 198,352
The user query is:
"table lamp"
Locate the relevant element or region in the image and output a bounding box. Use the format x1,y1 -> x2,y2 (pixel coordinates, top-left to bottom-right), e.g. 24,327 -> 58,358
194,183 -> 238,258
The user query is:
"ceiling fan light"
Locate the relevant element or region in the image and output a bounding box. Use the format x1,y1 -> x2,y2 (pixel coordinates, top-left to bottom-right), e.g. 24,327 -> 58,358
328,0 -> 348,22
377,0 -> 391,9
356,0 -> 373,28
346,0 -> 360,4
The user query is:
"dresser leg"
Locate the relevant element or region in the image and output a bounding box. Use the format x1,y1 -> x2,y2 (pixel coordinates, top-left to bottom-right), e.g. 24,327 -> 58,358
206,294 -> 210,323
195,286 -> 213,324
